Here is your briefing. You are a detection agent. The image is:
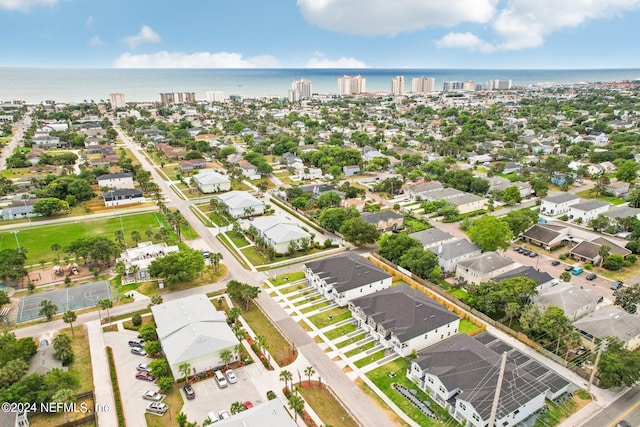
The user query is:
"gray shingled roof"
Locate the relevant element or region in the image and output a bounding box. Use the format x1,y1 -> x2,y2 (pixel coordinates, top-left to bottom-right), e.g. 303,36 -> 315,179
350,285 -> 459,343
304,253 -> 391,293
573,305 -> 640,343
361,211 -> 403,224
409,228 -> 455,247
570,199 -> 610,212
533,283 -> 600,317
542,193 -> 580,204
522,224 -> 561,245
97,172 -> 133,180
492,265 -> 553,285
428,239 -> 480,260
603,205 -> 640,219
457,252 -> 515,274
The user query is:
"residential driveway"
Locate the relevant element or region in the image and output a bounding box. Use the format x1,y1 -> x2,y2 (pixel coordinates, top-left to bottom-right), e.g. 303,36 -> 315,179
103,330 -> 157,427
181,366 -> 262,425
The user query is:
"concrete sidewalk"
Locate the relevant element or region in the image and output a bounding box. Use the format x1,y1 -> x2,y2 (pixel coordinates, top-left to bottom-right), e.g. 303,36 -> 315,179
86,320 -> 119,427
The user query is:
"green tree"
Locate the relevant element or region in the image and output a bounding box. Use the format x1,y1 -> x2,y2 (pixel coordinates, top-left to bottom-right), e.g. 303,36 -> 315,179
603,254 -> 624,271
179,362 -> 192,381
130,230 -> 141,244
598,244 -> 611,267
226,280 -> 261,311
131,313 -> 142,326
51,243 -> 61,262
304,365 -> 315,386
316,191 -> 341,209
318,207 -> 358,232
614,283 -> 640,313
149,358 -> 170,378
0,249 -> 27,284
62,310 -> 77,336
144,341 -> 162,357
157,376 -> 174,391
99,298 -> 112,323
468,216 -> 513,252
288,394 -> 305,421
590,215 -> 610,233
466,277 -> 537,317
598,338 -> 640,388
615,160 -> 639,183
227,307 -> 242,325
256,335 -> 268,356
530,177 -> 549,197
39,299 -> 58,321
501,186 -> 522,206
0,359 -> 29,388
378,233 -> 422,264
280,369 -> 293,391
220,349 -> 233,369
560,271 -> 571,282
503,208 -> 539,236
504,302 -> 521,328
0,291 -> 9,310
398,247 -> 438,280
177,412 -> 188,427
148,249 -> 205,285
52,333 -> 74,365
210,252 -> 223,273
33,198 -> 70,216
339,217 -> 379,246
138,323 -> 158,341
230,401 -> 247,414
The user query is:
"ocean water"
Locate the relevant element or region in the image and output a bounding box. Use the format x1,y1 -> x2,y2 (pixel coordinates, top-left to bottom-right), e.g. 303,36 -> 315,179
1,67 -> 639,104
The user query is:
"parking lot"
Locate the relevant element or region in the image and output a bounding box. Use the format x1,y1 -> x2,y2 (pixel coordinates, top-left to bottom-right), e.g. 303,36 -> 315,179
103,329 -> 264,426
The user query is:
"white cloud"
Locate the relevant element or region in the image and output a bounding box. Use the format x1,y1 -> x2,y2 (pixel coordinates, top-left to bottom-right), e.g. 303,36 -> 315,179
122,25 -> 161,49
0,0 -> 58,12
306,52 -> 366,68
85,16 -> 93,28
436,0 -> 640,53
297,0 -> 497,36
88,36 -> 103,47
113,51 -> 280,68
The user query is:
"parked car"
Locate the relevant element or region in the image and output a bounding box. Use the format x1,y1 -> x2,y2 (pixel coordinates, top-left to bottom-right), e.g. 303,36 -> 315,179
142,391 -> 165,401
615,421 -> 631,427
565,265 -> 575,271
521,249 -> 531,256
219,410 -> 231,420
225,369 -> 237,384
183,384 -> 195,400
243,401 -> 254,409
571,267 -> 584,275
611,281 -> 624,290
528,252 -> 538,258
136,363 -> 150,372
128,338 -> 145,347
131,347 -> 147,356
586,273 -> 597,281
146,402 -> 169,415
136,371 -> 155,381
214,370 -> 228,388
551,260 -> 561,266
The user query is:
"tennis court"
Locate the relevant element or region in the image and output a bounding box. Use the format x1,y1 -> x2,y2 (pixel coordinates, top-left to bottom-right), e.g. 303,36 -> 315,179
17,280 -> 112,323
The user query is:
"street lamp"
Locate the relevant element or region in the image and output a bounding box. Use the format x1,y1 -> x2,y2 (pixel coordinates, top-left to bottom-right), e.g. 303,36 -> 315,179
11,230 -> 20,251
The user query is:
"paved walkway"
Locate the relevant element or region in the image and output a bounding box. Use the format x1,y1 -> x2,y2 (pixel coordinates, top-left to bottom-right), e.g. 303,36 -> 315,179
86,320 -> 118,427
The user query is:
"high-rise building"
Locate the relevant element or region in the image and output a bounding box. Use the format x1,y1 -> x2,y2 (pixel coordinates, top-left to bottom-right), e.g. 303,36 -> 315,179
443,81 -> 464,92
391,76 -> 405,95
159,93 -> 175,104
487,79 -> 513,90
338,75 -> 366,95
411,77 -> 435,93
159,92 -> 196,105
109,93 -> 126,109
290,78 -> 312,101
206,91 -> 225,102
462,81 -> 475,91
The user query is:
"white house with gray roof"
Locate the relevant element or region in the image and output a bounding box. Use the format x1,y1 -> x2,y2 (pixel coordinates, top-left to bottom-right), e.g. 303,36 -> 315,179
533,283 -> 600,321
409,228 -> 456,249
455,252 -> 519,285
247,215 -> 311,254
349,285 -> 460,357
192,170 -> 231,193
151,294 -> 240,380
216,191 -> 264,218
97,172 -> 134,189
448,193 -> 486,214
540,193 -> 581,216
573,305 -> 640,350
567,199 -> 610,223
303,253 -> 392,307
428,239 -> 481,273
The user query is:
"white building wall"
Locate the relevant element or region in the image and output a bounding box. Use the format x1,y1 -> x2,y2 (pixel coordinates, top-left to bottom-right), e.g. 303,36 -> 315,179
540,198 -> 580,216
104,196 -> 145,207
568,205 -> 610,223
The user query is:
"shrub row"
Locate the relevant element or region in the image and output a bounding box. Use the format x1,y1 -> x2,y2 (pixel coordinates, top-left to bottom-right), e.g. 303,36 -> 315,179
106,346 -> 126,427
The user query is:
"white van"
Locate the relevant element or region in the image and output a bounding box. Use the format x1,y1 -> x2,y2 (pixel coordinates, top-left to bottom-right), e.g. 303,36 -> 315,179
214,370 -> 228,388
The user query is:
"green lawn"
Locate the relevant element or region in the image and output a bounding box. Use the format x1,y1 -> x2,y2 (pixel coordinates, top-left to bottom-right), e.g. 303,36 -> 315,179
208,211 -> 230,227
298,384 -> 359,427
449,288 -> 467,300
336,333 -> 366,348
308,307 -> 351,328
345,340 -> 376,357
293,294 -> 322,306
459,318 -> 484,335
403,216 -> 432,233
240,301 -> 295,367
575,190 -> 626,205
271,270 -> 306,286
353,349 -> 387,368
241,246 -> 270,265
226,231 -> 249,248
367,359 -> 457,426
279,282 -> 308,295
533,399 -> 578,427
324,323 -> 358,340
0,212 -> 167,264
300,300 -> 331,314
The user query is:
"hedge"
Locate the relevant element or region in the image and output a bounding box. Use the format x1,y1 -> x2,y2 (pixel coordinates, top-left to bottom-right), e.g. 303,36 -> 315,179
106,346 -> 126,427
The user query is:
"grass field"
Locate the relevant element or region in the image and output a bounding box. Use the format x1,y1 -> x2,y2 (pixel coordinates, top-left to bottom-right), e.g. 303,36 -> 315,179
345,340 -> 376,357
336,333 -> 366,348
367,358 -> 457,426
226,231 -> 250,248
324,323 -> 358,340
575,189 -> 626,205
308,307 -> 351,328
270,270 -> 305,286
241,301 -> 295,367
0,212 -> 167,264
300,300 -> 331,314
459,318 -> 484,335
298,383 -> 359,427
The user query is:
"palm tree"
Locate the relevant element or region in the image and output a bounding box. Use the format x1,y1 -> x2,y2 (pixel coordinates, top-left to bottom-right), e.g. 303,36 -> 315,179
288,394 -> 304,422
51,243 -> 61,262
220,349 -> 233,370
39,299 -> 58,321
63,310 -> 77,336
598,245 -> 611,267
99,298 -> 113,324
178,362 -> 192,382
211,252 -> 223,273
234,343 -> 244,363
145,229 -> 154,240
304,366 -> 315,386
130,230 -> 141,244
230,401 -> 246,415
227,307 -> 241,325
279,369 -> 293,391
255,335 -> 268,357
114,230 -> 125,245
128,264 -> 140,281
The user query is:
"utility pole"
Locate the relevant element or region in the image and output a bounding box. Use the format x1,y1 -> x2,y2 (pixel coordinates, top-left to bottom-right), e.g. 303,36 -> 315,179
588,339 -> 608,393
488,352 -> 508,427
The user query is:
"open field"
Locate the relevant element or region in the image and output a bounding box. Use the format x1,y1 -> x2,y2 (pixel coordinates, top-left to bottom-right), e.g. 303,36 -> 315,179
298,382 -> 358,427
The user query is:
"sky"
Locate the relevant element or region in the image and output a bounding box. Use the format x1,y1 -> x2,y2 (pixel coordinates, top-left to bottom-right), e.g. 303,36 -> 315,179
1,0 -> 640,69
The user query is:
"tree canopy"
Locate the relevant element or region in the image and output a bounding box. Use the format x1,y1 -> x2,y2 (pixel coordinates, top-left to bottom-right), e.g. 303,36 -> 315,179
148,248 -> 205,285
468,216 -> 513,252
466,277 -> 538,317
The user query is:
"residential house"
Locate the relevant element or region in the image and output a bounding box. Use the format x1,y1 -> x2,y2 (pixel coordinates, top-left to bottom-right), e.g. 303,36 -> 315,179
448,193 -> 486,214
532,282 -> 600,321
178,159 -> 207,173
157,143 -> 186,160
212,399 -> 297,427
573,305 -> 640,350
97,172 -> 135,189
247,215 -> 311,254
118,241 -> 179,282
151,295 -> 240,379
428,239 -> 482,274
349,285 -> 460,357
492,265 -> 554,288
405,181 -> 444,201
455,252 -> 519,285
300,184 -> 337,199
192,170 -> 231,193
102,189 -> 145,207
216,191 -> 264,218
340,198 -> 366,212
605,181 -> 630,198
0,204 -> 40,221
409,228 -> 456,249
599,161 -> 617,173
237,160 -> 260,179
408,333 -> 555,427
26,147 -> 44,165
489,177 -> 532,198
361,211 -> 404,232
468,153 -> 492,165
502,162 -> 523,174
603,205 -> 640,225
342,165 -> 361,177
569,237 -> 631,264
540,193 -> 581,216
567,200 -> 610,223
303,253 -> 392,307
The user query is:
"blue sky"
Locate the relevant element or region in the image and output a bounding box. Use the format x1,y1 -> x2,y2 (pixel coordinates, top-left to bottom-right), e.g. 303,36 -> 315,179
1,0 -> 640,69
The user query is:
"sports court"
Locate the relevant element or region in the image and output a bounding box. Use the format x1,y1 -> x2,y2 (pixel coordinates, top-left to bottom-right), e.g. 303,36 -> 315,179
17,280 -> 112,323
